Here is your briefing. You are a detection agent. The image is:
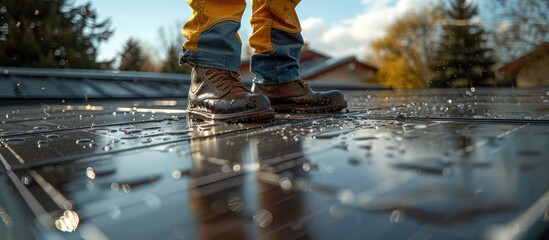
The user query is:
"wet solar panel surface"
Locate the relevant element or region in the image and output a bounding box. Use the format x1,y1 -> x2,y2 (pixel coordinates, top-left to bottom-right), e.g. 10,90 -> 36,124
1,88 -> 549,240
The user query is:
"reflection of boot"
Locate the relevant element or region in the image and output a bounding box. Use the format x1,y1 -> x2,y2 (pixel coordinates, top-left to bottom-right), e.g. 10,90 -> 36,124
187,67 -> 275,123
252,79 -> 347,113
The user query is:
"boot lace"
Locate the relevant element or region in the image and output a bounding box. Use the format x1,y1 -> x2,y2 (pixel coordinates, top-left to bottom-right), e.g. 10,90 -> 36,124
297,79 -> 311,90
205,68 -> 250,97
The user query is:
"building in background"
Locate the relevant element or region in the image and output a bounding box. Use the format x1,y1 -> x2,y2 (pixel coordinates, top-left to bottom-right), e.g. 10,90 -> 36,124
240,48 -> 380,88
498,43 -> 549,88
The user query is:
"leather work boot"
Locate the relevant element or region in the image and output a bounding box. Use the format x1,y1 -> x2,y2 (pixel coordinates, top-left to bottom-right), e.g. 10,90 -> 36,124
251,79 -> 347,113
187,67 -> 274,123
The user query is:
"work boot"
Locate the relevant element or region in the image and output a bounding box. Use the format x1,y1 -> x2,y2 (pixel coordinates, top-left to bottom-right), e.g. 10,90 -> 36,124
187,67 -> 274,123
251,79 -> 347,113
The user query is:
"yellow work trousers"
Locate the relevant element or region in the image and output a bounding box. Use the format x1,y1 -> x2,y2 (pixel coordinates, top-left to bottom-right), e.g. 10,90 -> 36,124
180,0 -> 304,84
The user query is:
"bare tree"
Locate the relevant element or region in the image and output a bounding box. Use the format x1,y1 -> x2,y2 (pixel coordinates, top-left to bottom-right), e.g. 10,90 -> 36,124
487,0 -> 549,63
157,21 -> 190,74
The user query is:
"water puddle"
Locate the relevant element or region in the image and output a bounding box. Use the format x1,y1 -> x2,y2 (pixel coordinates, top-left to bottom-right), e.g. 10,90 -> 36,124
45,134 -> 60,139
314,129 -> 355,139
392,161 -> 451,176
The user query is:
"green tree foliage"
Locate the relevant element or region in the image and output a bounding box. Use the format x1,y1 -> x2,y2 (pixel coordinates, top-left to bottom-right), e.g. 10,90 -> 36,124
488,0 -> 549,63
0,0 -> 113,69
371,7 -> 442,90
430,0 -> 496,88
119,38 -> 151,71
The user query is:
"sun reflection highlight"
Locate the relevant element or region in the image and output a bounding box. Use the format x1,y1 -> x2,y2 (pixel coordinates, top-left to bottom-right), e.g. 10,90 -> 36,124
55,210 -> 80,233
85,167 -> 96,180
115,107 -> 186,114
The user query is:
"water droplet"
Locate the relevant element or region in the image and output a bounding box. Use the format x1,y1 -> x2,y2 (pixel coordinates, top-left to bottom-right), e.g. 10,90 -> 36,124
232,164 -> 241,172
123,129 -> 142,134
86,167 -> 95,179
55,210 -> 79,232
37,140 -> 48,147
103,145 -> 111,152
336,190 -> 355,205
3,69 -> 8,74
442,167 -> 452,176
111,182 -> 120,191
228,197 -> 244,213
279,177 -> 293,191
221,165 -> 231,173
302,163 -> 311,171
32,125 -> 49,131
112,112 -> 117,117
447,99 -> 452,104
329,204 -> 345,217
110,206 -> 121,220
43,134 -> 59,140
75,139 -> 93,145
121,184 -> 131,193
470,87 -> 476,93
253,209 -> 273,228
390,210 -> 403,223
143,194 -> 162,209
172,170 -> 182,179
21,176 -> 32,185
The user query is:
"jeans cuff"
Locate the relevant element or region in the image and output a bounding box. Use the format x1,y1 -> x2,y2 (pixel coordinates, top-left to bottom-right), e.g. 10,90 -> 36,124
252,71 -> 301,85
180,50 -> 241,72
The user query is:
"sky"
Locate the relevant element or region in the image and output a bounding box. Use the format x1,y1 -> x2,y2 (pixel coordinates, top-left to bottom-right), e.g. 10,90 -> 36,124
77,0 -> 466,63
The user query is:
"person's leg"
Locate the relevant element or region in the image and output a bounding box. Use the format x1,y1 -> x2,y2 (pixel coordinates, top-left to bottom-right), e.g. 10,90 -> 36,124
248,0 -> 303,85
181,0 -> 274,123
181,0 -> 245,71
249,0 -> 347,113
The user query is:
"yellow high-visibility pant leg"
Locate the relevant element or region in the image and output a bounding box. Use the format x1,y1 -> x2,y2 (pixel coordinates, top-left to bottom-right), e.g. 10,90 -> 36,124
249,0 -> 304,84
181,0 -> 246,72
180,0 -> 304,84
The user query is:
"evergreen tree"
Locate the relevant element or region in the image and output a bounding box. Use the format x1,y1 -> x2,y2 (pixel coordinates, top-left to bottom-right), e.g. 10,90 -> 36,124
119,38 -> 149,71
160,45 -> 190,74
430,0 -> 495,88
0,0 -> 113,69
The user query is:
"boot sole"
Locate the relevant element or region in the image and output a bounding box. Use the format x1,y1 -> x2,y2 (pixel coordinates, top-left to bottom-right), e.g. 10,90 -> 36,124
272,103 -> 348,113
187,108 -> 275,124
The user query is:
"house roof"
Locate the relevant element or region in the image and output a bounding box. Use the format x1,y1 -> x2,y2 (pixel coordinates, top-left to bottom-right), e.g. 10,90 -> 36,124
300,55 -> 378,80
0,67 -> 380,99
498,43 -> 549,74
240,49 -> 378,80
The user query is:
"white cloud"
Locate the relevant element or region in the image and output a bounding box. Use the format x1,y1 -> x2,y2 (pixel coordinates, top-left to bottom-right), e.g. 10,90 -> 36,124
301,0 -> 433,60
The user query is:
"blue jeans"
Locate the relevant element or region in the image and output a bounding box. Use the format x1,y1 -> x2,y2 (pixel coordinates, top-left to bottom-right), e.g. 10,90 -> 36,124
180,0 -> 304,85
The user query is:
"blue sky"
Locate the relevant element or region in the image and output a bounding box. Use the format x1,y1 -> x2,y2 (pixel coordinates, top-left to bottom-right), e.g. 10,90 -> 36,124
79,0 -> 487,63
